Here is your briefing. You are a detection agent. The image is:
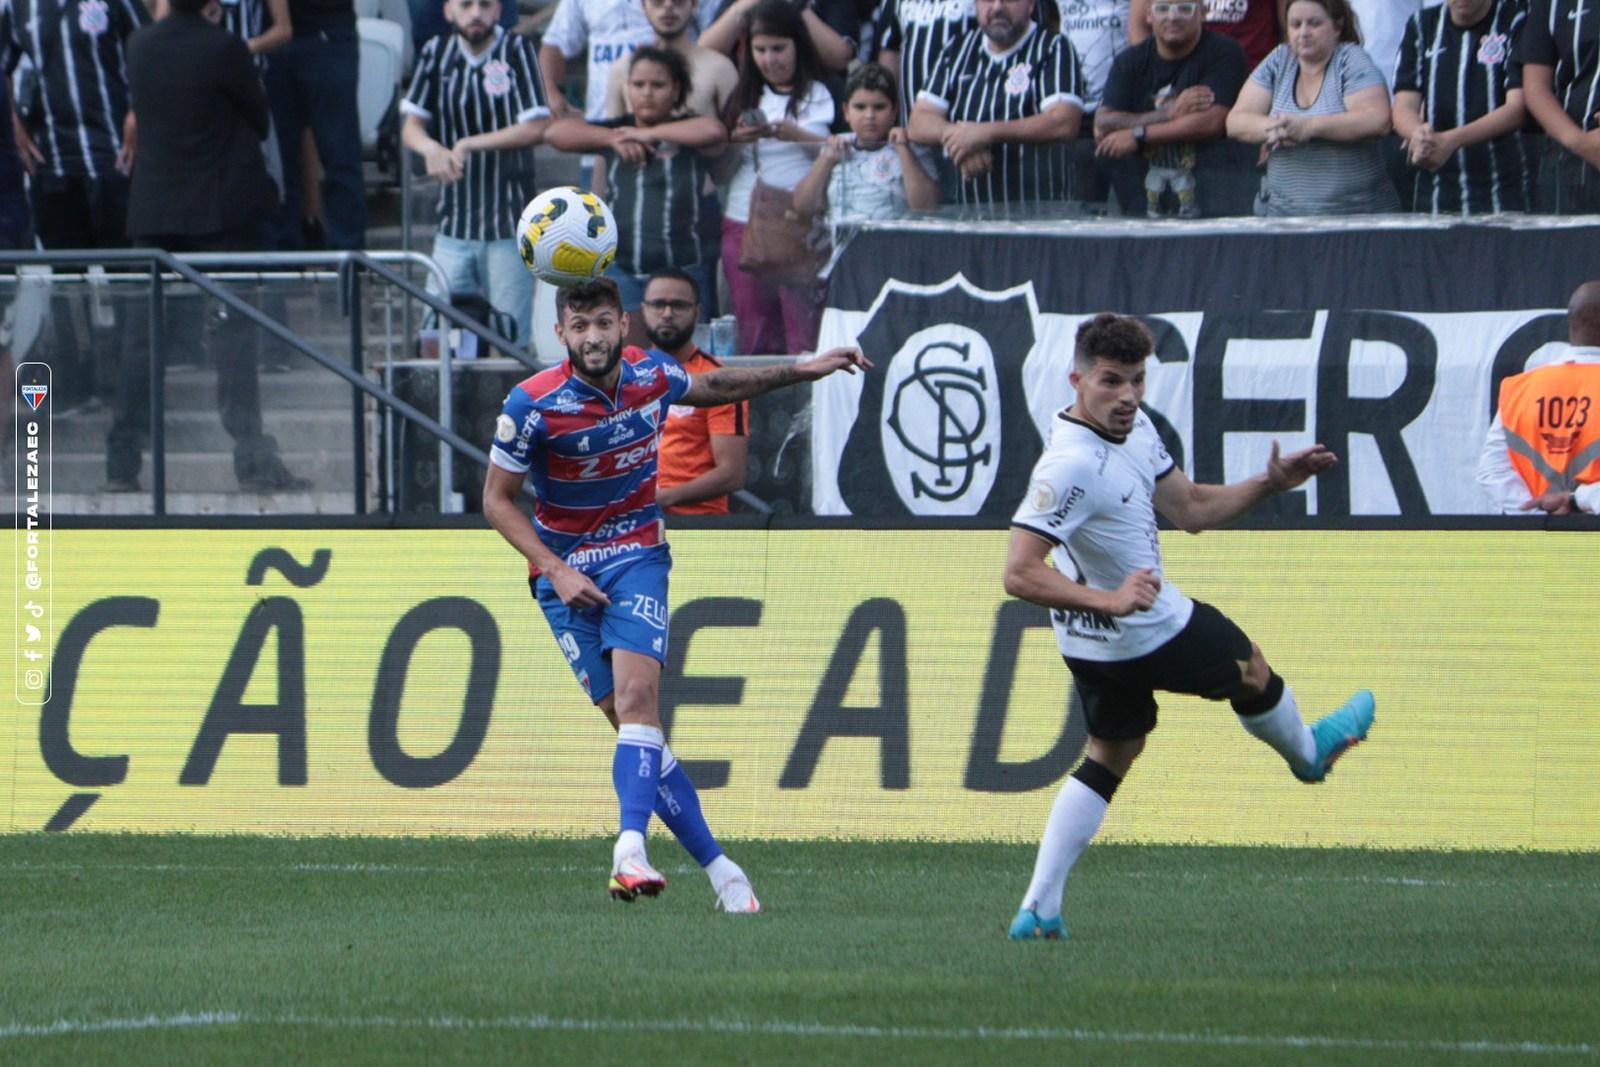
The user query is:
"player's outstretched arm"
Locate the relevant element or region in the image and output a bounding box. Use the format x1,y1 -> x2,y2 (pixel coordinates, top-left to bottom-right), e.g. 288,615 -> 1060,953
1003,528 -> 1160,617
482,464 -> 610,609
681,347 -> 872,407
1152,441 -> 1337,533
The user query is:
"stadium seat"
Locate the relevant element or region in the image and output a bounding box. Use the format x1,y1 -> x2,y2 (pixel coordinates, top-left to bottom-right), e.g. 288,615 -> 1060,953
357,17 -> 404,177
355,0 -> 414,73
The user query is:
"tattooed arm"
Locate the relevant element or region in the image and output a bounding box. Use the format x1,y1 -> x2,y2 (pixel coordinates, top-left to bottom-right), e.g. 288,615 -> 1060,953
681,347 -> 872,407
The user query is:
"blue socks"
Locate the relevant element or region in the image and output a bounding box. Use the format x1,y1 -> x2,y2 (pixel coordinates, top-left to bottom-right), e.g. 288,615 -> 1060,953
654,747 -> 723,867
612,724 -> 664,836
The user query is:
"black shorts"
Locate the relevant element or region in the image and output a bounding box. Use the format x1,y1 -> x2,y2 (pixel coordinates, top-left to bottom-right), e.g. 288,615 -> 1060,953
1064,600 -> 1253,741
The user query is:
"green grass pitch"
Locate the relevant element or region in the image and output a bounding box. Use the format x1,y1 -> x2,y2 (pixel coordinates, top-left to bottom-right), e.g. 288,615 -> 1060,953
2,835 -> 1596,1065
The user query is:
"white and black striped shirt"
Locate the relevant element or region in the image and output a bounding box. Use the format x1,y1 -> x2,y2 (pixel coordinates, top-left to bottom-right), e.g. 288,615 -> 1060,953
0,0 -> 149,180
1520,0 -> 1600,131
875,0 -> 1061,112
402,29 -> 551,241
220,0 -> 268,68
600,116 -> 715,273
1396,0 -> 1533,213
919,21 -> 1083,206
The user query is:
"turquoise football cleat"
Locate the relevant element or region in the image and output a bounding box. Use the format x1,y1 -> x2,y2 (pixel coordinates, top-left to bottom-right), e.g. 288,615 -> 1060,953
1294,689 -> 1376,783
1008,907 -> 1066,940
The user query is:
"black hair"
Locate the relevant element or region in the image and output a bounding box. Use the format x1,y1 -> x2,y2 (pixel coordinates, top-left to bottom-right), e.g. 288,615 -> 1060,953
556,277 -> 624,320
1074,313 -> 1153,366
725,0 -> 828,124
629,46 -> 692,111
644,267 -> 701,301
844,62 -> 897,108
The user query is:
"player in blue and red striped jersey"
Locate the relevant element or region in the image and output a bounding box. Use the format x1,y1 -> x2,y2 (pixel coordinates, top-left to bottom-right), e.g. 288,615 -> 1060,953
483,277 -> 869,911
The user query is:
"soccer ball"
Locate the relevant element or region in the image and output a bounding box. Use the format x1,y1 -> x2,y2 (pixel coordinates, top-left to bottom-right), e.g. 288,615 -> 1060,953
516,186 -> 619,287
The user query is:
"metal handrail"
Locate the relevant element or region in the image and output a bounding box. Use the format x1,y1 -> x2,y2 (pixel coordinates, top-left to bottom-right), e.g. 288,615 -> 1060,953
0,249 -> 501,515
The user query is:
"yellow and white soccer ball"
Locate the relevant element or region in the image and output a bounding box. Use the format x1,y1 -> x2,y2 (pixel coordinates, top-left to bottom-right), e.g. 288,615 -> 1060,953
516,186 -> 619,287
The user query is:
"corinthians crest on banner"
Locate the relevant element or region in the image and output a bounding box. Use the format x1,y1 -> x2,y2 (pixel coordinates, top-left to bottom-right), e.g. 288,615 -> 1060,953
813,275 -> 1043,516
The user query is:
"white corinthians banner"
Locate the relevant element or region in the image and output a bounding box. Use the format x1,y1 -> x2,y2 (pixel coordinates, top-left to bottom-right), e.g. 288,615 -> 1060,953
813,274 -> 1571,518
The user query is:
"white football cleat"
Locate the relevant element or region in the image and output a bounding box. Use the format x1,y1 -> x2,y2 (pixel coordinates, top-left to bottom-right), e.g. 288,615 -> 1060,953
609,851 -> 666,902
715,875 -> 761,914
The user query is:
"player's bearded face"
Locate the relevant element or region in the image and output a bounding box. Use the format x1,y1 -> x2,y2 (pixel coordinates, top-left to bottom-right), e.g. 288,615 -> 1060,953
560,307 -> 626,381
1070,358 -> 1146,436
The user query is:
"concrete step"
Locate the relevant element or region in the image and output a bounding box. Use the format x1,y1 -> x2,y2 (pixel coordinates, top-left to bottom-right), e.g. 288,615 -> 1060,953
53,489 -> 362,516
50,408 -> 355,455
50,448 -> 356,495
157,366 -> 361,410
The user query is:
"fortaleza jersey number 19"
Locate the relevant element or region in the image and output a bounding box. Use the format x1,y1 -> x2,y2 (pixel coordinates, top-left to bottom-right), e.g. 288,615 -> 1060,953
1011,410 -> 1194,662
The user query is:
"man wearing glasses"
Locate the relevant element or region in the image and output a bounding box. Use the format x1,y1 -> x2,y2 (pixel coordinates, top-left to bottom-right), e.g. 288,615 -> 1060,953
1093,0 -> 1247,216
642,268 -> 750,514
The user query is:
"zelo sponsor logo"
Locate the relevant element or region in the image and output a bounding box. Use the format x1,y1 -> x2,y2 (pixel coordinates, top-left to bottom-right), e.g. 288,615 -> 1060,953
3,530 -> 1596,850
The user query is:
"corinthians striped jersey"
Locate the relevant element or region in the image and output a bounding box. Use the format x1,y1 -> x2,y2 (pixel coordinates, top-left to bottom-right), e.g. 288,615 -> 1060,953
1521,0 -> 1600,131
598,116 -> 716,273
919,21 -> 1083,206
0,0 -> 149,179
403,28 -> 551,242
876,0 -> 1062,111
1395,0 -> 1533,214
219,0 -> 268,68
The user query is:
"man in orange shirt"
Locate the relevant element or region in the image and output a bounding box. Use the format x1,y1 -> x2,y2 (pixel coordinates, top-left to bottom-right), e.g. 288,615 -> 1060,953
643,269 -> 750,514
1477,280 -> 1600,515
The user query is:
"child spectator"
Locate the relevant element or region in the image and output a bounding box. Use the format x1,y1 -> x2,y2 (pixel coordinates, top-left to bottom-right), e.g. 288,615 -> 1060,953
793,63 -> 939,275
719,0 -> 838,355
546,46 -> 727,348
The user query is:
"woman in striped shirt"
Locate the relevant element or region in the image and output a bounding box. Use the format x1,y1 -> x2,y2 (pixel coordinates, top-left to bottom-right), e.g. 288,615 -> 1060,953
1225,0 -> 1399,215
546,47 -> 728,348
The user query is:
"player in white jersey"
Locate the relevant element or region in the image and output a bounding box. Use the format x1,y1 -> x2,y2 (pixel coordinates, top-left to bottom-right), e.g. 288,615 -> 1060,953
1002,312 -> 1376,941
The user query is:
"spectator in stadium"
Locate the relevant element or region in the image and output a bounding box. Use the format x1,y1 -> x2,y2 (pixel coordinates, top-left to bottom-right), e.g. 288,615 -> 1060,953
908,0 -> 1085,209
793,62 -> 940,271
1057,0 -> 1133,206
1,0 -> 148,412
0,65 -> 26,251
700,0 -> 858,73
401,0 -> 550,345
1225,0 -> 1400,215
546,47 -> 726,341
0,71 -> 30,476
538,0 -> 657,190
1520,0 -> 1600,213
604,0 -> 739,121
1004,312 -> 1370,942
1094,0 -> 1248,217
1391,0 -> 1532,214
643,268 -> 750,514
1348,0 -> 1430,87
602,0 -> 736,310
412,0 -> 517,50
542,0 -> 639,121
115,0 -> 309,493
720,0 -> 837,354
1133,0 -> 1283,69
1477,279 -> 1600,515
265,0 -> 366,249
481,276 -> 869,911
